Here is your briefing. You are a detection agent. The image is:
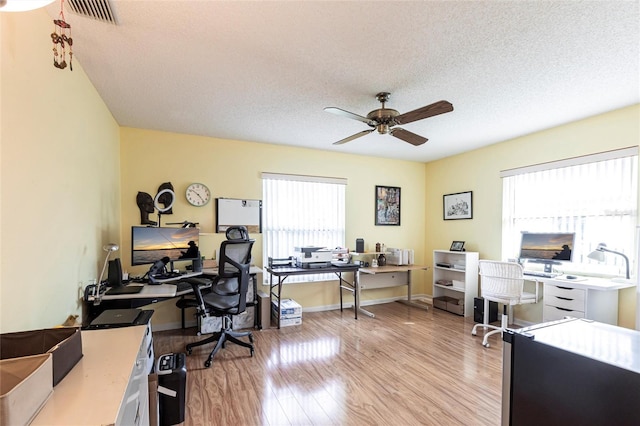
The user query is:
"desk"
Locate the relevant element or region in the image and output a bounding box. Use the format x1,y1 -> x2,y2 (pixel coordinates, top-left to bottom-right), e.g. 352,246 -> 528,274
266,265 -> 359,328
32,326 -> 151,425
84,267 -> 262,327
356,265 -> 429,318
526,275 -> 636,325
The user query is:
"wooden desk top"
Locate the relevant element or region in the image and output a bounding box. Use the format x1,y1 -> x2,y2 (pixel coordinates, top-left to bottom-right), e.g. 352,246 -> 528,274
360,265 -> 428,274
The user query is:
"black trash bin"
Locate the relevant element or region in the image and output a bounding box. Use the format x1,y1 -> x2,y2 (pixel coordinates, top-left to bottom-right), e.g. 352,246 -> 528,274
157,353 -> 187,426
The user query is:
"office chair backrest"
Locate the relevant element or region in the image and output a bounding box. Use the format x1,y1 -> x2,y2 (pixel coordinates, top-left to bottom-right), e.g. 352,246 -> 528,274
478,260 -> 526,305
225,225 -> 249,241
219,238 -> 254,278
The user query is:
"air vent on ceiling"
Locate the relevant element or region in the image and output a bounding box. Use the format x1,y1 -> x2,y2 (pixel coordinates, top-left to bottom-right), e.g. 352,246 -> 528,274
66,0 -> 116,24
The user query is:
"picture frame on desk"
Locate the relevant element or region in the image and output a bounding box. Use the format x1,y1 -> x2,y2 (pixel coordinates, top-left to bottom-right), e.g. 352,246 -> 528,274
375,185 -> 401,226
443,191 -> 473,220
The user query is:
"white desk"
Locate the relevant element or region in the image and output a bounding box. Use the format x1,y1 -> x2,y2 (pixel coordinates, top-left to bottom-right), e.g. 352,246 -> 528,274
535,276 -> 636,325
32,326 -> 151,425
357,265 -> 429,318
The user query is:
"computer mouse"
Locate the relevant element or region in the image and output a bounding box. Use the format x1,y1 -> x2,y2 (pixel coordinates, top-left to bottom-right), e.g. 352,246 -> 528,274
566,275 -> 577,279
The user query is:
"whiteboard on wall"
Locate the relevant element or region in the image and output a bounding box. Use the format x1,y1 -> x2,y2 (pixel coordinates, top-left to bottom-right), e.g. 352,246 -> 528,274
216,198 -> 262,233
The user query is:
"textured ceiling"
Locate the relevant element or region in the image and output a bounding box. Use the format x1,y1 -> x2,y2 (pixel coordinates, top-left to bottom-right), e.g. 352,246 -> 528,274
46,0 -> 640,162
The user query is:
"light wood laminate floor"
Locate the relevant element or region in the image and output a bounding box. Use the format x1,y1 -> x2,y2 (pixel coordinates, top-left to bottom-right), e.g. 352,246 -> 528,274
153,302 -> 503,426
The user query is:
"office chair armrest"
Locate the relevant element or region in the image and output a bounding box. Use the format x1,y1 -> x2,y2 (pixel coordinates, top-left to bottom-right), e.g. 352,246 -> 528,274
188,281 -> 209,316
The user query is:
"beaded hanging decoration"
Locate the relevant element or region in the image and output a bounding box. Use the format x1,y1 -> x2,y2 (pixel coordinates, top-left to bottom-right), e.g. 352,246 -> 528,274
51,0 -> 73,70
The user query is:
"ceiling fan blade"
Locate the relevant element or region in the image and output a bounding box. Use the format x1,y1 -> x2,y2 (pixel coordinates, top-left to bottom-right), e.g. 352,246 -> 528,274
395,100 -> 453,125
333,129 -> 374,145
324,107 -> 377,126
389,128 -> 428,146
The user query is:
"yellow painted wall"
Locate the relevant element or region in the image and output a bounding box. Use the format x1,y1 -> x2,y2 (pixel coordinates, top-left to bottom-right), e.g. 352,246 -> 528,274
0,10 -> 120,333
120,128 -> 428,329
424,105 -> 640,328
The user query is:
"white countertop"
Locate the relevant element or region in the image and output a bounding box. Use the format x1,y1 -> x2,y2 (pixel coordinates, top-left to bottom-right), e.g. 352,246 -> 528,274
32,326 -> 147,425
540,276 -> 637,291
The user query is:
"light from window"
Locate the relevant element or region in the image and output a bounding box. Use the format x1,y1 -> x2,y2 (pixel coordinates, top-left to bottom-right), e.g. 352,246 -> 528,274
502,149 -> 638,276
262,173 -> 346,283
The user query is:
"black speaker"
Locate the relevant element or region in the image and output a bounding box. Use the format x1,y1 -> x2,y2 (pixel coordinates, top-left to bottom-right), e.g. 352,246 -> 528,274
107,258 -> 123,288
474,297 -> 498,324
356,238 -> 364,253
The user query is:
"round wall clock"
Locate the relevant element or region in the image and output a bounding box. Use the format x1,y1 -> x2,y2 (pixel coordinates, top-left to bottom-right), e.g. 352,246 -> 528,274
186,183 -> 211,206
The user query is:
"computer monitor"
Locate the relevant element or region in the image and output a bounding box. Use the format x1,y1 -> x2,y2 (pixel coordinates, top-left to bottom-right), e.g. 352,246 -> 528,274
518,232 -> 575,272
131,226 -> 200,268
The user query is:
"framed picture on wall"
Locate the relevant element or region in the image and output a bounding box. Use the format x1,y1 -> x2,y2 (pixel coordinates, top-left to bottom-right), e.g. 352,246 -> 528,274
375,185 -> 401,226
443,191 -> 473,220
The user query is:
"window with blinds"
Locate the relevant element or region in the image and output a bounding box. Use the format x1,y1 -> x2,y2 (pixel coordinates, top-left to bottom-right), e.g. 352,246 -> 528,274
501,147 -> 638,276
261,173 -> 346,283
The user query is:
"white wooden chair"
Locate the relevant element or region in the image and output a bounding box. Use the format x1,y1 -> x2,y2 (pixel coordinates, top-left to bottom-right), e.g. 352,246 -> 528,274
471,260 -> 537,347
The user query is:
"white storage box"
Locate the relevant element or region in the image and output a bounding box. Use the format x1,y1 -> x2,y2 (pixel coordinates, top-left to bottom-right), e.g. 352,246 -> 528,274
0,354 -> 53,425
272,299 -> 302,327
272,299 -> 302,317
197,306 -> 256,334
279,317 -> 302,327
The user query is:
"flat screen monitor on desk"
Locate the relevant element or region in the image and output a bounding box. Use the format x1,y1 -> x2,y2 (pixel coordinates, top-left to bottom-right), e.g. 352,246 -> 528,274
131,226 -> 200,271
519,232 -> 575,273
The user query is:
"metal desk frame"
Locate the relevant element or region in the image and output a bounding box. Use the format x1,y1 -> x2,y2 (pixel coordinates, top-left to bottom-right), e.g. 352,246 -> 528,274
266,264 -> 360,328
357,265 -> 429,317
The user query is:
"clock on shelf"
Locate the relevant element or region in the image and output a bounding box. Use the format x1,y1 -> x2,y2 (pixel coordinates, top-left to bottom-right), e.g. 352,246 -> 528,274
185,183 -> 211,207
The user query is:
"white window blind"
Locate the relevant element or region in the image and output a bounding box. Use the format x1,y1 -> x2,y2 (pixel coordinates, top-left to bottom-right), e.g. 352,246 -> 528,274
501,148 -> 638,276
262,173 -> 346,283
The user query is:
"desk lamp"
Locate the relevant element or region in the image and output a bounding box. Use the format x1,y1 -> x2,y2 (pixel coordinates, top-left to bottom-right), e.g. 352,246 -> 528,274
95,243 -> 119,299
587,243 -> 630,279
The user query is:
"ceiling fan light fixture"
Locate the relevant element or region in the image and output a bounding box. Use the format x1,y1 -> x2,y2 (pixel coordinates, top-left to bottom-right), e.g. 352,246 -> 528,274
377,124 -> 390,134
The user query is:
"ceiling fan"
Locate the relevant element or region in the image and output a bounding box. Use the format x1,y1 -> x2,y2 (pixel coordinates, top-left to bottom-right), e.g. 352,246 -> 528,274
324,92 -> 453,146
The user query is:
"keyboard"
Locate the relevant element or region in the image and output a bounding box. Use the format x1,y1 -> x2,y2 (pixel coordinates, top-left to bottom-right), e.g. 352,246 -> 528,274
524,270 -> 559,278
150,271 -> 203,283
105,285 -> 144,295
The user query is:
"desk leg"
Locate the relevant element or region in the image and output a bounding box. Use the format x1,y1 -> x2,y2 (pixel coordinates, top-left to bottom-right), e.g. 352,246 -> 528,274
268,272 -> 283,329
337,272 -> 358,320
276,277 -> 283,329
356,271 -> 376,318
396,270 -> 429,311
339,274 -> 344,313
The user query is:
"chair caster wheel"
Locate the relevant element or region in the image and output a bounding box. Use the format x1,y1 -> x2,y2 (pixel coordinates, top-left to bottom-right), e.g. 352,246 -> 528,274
187,348 -> 192,355
483,342 -> 490,348
471,331 -> 477,336
249,335 -> 254,343
205,360 -> 212,368
250,349 -> 254,357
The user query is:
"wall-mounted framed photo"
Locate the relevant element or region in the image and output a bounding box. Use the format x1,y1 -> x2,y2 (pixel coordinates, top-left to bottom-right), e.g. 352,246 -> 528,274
443,191 -> 473,220
450,241 -> 466,252
375,185 -> 401,226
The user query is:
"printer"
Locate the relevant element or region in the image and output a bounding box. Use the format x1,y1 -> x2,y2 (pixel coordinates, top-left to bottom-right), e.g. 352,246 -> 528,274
294,246 -> 333,268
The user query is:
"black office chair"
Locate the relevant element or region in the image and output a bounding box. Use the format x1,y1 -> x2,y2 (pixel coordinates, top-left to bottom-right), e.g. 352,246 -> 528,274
175,225 -> 251,328
185,236 -> 255,367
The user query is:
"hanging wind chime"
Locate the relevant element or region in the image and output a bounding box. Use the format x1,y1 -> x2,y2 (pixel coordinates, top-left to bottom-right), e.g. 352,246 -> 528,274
51,0 -> 72,71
